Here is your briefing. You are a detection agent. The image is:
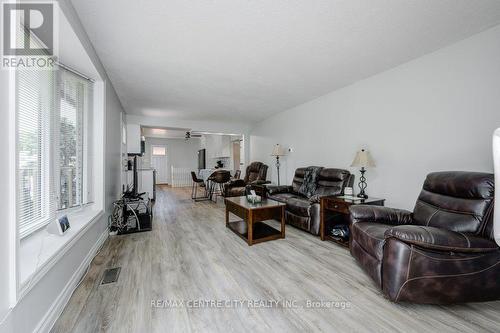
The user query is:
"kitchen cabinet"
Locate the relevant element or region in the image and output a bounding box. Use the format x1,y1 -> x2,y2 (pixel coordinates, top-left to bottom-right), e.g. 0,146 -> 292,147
126,124 -> 142,155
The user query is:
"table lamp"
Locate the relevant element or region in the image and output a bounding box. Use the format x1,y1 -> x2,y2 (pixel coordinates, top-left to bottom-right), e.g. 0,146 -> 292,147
351,149 -> 375,199
271,144 -> 286,186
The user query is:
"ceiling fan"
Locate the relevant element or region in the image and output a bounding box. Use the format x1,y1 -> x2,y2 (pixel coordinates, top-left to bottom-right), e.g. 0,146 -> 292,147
185,131 -> 202,140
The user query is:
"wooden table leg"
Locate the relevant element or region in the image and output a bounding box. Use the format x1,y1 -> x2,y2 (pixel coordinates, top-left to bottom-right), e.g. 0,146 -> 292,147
281,206 -> 285,238
225,205 -> 229,227
247,211 -> 253,246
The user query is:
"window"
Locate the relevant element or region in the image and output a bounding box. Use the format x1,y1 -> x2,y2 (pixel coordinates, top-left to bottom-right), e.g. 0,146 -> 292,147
16,57 -> 94,238
16,60 -> 54,237
57,70 -> 93,209
152,146 -> 166,156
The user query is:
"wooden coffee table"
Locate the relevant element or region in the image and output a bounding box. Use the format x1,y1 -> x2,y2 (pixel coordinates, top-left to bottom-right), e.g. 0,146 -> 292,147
224,196 -> 286,246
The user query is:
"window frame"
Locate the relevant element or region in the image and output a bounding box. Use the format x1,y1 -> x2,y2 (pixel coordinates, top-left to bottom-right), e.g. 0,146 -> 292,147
16,65 -> 95,239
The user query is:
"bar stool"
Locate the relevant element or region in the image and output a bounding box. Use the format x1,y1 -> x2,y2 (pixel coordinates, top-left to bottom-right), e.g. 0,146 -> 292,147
191,171 -> 209,201
209,170 -> 231,202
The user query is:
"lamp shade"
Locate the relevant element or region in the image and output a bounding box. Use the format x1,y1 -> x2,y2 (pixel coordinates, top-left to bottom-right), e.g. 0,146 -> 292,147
351,149 -> 376,168
271,144 -> 286,156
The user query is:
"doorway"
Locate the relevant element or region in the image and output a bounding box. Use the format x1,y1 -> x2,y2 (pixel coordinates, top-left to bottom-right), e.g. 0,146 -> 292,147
232,140 -> 241,171
151,145 -> 168,184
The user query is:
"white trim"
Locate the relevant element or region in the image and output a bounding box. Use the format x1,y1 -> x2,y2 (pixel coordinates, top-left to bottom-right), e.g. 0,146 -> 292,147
34,229 -> 108,333
8,55 -> 18,309
18,210 -> 104,300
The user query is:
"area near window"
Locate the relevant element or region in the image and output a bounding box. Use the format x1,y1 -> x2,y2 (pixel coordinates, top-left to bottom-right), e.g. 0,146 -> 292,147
16,63 -> 94,239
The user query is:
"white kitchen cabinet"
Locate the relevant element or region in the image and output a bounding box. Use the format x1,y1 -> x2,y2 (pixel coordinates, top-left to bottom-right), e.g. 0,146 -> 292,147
126,124 -> 142,154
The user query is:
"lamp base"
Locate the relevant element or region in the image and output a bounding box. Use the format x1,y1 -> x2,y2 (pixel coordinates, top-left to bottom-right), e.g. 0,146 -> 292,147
357,193 -> 368,199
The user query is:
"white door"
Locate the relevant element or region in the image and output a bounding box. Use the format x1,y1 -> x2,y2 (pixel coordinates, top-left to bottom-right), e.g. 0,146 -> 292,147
151,145 -> 168,184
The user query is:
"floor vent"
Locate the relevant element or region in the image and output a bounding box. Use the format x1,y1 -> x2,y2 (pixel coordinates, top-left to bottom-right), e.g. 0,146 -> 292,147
101,267 -> 121,285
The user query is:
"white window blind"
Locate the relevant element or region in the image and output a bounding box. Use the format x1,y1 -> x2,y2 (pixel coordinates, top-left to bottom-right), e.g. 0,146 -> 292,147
16,24 -> 56,238
16,28 -> 94,238
16,62 -> 55,237
56,70 -> 93,209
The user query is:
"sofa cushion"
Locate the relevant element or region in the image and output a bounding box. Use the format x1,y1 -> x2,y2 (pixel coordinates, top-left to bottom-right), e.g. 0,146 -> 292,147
286,196 -> 310,217
314,168 -> 352,196
285,210 -> 310,232
226,186 -> 245,197
351,222 -> 392,260
268,193 -> 297,204
412,172 -> 494,234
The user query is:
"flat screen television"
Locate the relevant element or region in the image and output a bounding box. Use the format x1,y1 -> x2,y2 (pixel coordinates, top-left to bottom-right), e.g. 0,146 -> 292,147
198,149 -> 206,170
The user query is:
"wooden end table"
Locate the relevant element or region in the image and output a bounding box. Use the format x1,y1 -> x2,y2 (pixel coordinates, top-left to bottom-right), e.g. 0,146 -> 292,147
225,196 -> 285,246
320,196 -> 385,247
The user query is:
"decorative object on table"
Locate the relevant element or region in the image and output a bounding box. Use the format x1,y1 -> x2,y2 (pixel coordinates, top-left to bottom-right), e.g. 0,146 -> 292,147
271,144 -> 286,186
246,193 -> 262,204
215,160 -> 224,169
344,186 -> 353,197
350,149 -> 376,199
493,128 -> 500,246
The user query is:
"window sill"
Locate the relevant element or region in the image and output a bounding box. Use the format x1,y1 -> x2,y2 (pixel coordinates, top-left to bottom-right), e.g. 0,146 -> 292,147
18,206 -> 104,300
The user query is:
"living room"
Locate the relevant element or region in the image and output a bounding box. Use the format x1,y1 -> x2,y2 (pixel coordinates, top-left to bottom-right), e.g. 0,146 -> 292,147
1,1 -> 500,332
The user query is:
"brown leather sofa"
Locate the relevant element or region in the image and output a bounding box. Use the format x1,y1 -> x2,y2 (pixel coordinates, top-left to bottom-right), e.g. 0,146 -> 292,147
225,162 -> 270,197
267,167 -> 354,235
350,171 -> 499,303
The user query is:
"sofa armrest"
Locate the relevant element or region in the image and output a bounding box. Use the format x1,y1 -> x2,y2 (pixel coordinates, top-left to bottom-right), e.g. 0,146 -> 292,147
309,194 -> 329,204
226,179 -> 246,188
266,185 -> 292,195
385,225 -> 499,253
349,205 -> 413,226
249,180 -> 271,186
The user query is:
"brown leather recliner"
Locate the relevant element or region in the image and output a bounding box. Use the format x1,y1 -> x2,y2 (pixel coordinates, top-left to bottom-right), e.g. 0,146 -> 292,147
225,162 -> 270,197
267,167 -> 354,235
350,171 -> 499,303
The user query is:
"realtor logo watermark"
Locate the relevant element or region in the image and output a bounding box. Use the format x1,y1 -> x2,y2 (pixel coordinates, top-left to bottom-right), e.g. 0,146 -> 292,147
1,1 -> 58,69
151,299 -> 352,310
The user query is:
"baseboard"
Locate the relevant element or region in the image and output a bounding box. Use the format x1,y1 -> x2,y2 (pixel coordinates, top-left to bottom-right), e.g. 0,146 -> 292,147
35,229 -> 108,333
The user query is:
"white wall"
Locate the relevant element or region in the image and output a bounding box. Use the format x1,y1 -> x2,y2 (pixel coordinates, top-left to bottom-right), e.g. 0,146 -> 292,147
143,138 -> 199,184
126,115 -> 251,172
0,0 -> 125,332
0,57 -> 15,332
250,24 -> 500,210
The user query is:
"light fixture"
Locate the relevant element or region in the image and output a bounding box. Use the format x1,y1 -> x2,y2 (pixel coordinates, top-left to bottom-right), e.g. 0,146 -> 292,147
350,149 -> 376,199
271,144 -> 286,186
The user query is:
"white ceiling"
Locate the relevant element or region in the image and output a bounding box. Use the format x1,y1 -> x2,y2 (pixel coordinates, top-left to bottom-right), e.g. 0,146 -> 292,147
71,0 -> 500,124
142,127 -> 191,139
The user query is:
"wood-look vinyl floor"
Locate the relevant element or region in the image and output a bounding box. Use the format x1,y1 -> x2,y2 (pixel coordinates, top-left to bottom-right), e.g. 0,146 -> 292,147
52,186 -> 500,333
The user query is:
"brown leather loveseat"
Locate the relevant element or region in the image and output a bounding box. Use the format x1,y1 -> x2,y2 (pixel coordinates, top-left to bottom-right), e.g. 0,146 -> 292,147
267,167 -> 354,235
225,162 -> 269,197
349,171 -> 499,303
